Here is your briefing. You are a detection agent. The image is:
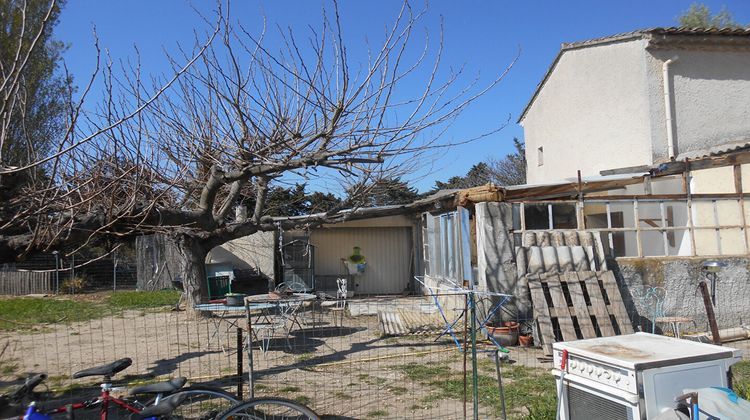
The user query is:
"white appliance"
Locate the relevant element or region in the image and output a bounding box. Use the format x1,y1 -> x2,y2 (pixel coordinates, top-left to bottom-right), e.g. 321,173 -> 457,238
553,333 -> 742,420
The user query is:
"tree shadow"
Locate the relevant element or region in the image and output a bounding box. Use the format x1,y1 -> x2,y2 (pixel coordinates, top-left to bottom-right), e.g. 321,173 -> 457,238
146,350 -> 219,377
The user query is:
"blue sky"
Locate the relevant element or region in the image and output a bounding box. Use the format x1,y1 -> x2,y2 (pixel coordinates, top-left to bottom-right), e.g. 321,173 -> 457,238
55,1 -> 750,193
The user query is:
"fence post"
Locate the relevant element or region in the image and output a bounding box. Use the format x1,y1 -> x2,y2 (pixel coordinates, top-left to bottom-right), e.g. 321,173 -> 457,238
113,250 -> 118,292
236,327 -> 243,399
52,251 -> 60,294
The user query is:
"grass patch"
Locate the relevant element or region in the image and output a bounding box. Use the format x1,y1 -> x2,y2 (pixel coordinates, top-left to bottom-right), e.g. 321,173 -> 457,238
106,290 -> 180,309
388,385 -> 408,395
733,360 -> 750,400
366,409 -> 388,417
0,291 -> 180,331
333,391 -> 352,400
0,297 -> 105,330
279,385 -> 301,393
294,395 -> 312,406
396,361 -> 556,419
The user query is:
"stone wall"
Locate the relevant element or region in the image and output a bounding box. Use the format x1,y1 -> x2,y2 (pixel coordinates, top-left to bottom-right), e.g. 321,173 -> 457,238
613,257 -> 750,333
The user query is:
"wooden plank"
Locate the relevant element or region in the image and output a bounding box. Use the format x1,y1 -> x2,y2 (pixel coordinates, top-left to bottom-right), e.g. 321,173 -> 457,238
527,274 -> 555,355
566,272 -> 597,339
580,271 -> 616,336
544,274 -> 577,341
598,271 -> 634,334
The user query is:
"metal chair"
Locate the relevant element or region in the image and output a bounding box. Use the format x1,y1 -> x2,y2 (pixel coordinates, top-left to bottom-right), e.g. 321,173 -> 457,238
245,301 -> 290,355
320,278 -> 347,327
631,285 -> 693,337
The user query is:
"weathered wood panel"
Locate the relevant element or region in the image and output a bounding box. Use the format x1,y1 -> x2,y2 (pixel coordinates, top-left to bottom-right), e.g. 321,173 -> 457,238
528,270 -> 633,355
0,271 -> 53,295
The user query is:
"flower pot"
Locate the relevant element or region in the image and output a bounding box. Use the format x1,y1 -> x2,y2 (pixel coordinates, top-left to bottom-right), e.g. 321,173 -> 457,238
519,334 -> 534,347
486,321 -> 519,347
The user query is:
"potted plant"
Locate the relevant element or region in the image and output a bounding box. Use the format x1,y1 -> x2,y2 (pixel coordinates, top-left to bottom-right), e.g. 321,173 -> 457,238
345,246 -> 366,274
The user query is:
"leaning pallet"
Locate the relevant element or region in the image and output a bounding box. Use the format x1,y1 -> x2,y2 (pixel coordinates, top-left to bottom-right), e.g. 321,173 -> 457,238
528,270 -> 634,355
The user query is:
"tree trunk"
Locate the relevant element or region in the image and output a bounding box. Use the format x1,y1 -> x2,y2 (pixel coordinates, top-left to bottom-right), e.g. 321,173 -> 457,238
173,235 -> 210,311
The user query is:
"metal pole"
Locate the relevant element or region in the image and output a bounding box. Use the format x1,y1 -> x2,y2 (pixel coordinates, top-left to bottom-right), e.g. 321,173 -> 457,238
470,292 -> 479,420
113,249 -> 118,292
236,327 -> 243,399
494,350 -> 507,420
245,305 -> 255,399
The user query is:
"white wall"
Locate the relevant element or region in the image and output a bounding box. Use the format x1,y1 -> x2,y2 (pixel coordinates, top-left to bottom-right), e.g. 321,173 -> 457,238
521,40 -> 653,184
645,48 -> 750,162
206,231 -> 276,278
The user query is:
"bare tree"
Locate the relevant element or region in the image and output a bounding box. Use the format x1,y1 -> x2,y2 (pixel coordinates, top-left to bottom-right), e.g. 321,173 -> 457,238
1,1 -> 516,307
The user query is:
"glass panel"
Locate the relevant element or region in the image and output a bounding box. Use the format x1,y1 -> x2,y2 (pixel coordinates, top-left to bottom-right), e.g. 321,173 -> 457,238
694,228 -> 719,255
551,204 -> 577,229
716,200 -> 742,226
666,229 -> 692,256
584,203 -> 609,229
638,202 -> 663,229
650,176 -> 683,194
609,202 -> 635,228
524,204 -> 550,230
611,231 -> 638,257
512,204 -> 522,230
665,202 -> 688,228
692,201 -> 716,227
719,228 -> 745,255
640,230 -> 666,257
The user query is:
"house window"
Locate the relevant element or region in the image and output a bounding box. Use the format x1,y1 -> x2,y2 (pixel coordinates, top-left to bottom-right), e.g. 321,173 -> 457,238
537,146 -> 544,166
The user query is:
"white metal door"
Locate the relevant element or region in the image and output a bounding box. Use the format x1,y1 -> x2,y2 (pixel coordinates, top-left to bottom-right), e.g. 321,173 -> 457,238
311,227 -> 412,294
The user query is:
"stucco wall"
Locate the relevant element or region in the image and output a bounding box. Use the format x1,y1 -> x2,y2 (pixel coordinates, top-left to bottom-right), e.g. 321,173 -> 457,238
613,257 -> 750,333
521,40 -> 653,184
645,48 -> 750,162
206,231 -> 276,279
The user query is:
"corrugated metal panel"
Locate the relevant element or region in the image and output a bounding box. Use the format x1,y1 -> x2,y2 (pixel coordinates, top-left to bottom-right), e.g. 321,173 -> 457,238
311,227 -> 412,294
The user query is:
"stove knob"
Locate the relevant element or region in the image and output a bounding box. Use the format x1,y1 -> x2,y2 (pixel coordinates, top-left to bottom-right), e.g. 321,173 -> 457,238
587,366 -> 594,374
603,371 -> 611,380
613,375 -> 620,383
569,361 -> 577,370
579,364 -> 585,372
595,368 -> 602,376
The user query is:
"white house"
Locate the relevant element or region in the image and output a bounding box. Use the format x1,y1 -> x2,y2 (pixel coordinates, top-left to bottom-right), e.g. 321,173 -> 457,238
519,27 -> 750,185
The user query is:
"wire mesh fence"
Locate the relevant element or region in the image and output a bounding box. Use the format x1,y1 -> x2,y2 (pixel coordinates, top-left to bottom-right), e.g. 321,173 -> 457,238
1,281 -> 749,419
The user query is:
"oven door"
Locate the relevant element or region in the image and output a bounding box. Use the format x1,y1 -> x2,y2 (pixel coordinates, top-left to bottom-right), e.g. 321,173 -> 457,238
555,370 -> 640,420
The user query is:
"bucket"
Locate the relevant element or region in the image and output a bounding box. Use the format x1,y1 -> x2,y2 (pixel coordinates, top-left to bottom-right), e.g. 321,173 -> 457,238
486,321 -> 519,346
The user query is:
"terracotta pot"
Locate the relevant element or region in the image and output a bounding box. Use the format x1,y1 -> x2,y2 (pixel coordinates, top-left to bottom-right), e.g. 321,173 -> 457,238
486,321 -> 519,346
519,334 -> 534,347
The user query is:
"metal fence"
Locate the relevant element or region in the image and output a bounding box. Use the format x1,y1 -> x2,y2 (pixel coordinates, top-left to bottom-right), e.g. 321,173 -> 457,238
1,284 -> 749,419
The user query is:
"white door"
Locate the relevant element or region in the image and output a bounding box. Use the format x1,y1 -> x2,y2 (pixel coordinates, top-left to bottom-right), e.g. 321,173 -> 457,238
311,227 -> 412,294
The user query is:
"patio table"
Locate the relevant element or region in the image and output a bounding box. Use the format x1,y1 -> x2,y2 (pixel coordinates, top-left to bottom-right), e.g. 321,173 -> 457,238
194,302 -> 276,353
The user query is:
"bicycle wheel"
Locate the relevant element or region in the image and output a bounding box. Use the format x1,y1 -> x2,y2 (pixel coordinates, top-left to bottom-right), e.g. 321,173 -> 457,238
161,386 -> 240,420
215,397 -> 319,420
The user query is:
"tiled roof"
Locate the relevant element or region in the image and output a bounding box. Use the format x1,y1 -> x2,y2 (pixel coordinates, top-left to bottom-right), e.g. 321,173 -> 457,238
518,27 -> 750,123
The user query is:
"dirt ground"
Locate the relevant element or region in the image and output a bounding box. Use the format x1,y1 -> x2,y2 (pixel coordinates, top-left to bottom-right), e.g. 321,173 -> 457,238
0,296 -> 549,419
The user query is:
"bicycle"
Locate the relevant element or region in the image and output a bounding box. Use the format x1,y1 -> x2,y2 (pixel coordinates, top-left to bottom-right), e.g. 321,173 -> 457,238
16,357 -> 239,419
141,395 -> 319,420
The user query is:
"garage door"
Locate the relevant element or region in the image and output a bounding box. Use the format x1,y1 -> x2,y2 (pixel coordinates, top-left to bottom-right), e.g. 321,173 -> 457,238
311,227 -> 412,295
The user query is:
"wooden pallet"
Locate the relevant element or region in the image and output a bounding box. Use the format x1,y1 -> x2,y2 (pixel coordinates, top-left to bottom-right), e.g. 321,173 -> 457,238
378,308 -> 459,336
528,270 -> 634,355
